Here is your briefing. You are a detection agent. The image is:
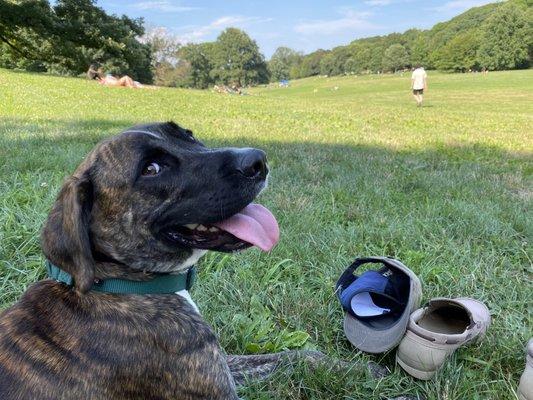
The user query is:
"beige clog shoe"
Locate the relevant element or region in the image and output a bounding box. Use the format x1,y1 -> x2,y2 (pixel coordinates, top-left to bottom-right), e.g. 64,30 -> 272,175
396,297 -> 491,380
518,339 -> 533,400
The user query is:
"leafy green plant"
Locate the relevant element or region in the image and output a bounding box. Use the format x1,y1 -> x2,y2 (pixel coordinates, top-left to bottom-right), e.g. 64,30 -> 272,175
232,295 -> 310,354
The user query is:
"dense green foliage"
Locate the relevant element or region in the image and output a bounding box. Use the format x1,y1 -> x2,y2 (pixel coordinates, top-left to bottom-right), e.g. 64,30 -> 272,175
146,28 -> 269,88
268,0 -> 532,79
1,68 -> 532,399
382,44 -> 410,72
0,0 -> 152,82
477,3 -> 531,70
268,47 -> 303,81
209,28 -> 269,86
178,42 -> 215,89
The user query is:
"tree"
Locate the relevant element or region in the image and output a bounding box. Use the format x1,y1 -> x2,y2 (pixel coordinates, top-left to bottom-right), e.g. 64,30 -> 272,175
382,44 -> 410,72
343,57 -> 359,74
298,49 -> 328,77
527,4 -> 533,65
319,46 -> 351,75
143,27 -> 180,67
352,46 -> 373,72
319,52 -> 336,75
369,45 -> 385,72
433,30 -> 481,71
477,3 -> 530,70
0,0 -> 153,82
0,0 -> 56,69
140,28 -> 182,86
153,27 -> 270,89
410,35 -> 430,67
142,27 -> 183,86
179,42 -> 215,89
210,28 -> 269,86
52,0 -> 153,82
268,46 -> 302,81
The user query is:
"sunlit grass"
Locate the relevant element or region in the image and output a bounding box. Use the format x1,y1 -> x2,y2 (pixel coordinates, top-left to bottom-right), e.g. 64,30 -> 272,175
0,68 -> 532,399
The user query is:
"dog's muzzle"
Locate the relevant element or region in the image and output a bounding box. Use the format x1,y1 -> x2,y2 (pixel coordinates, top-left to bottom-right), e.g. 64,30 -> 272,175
161,148 -> 278,253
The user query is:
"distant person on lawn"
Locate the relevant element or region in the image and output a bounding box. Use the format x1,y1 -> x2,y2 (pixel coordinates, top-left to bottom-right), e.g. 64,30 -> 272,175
87,65 -> 142,88
411,65 -> 427,107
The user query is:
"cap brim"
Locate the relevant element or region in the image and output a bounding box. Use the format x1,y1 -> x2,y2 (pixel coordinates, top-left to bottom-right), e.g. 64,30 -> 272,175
343,309 -> 411,353
343,260 -> 422,353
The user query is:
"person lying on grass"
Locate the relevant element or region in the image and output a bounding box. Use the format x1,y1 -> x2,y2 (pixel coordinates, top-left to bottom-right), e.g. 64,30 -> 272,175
87,65 -> 142,88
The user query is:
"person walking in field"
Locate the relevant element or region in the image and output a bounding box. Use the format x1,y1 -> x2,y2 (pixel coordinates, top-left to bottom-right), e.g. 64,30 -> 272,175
411,65 -> 427,107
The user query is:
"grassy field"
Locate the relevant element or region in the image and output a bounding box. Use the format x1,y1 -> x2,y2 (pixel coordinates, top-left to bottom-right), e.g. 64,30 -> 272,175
0,68 -> 531,399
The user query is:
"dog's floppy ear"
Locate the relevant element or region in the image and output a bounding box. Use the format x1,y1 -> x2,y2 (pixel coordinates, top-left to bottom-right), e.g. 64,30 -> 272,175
41,169 -> 94,293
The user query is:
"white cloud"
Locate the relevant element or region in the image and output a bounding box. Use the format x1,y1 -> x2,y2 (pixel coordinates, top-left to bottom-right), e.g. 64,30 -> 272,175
133,1 -> 199,12
364,0 -> 421,7
365,0 -> 393,6
434,0 -> 497,12
294,10 -> 377,35
177,15 -> 273,42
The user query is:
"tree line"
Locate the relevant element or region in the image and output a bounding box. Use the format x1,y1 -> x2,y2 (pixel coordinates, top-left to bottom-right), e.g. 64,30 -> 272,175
0,0 -> 531,87
268,0 -> 532,82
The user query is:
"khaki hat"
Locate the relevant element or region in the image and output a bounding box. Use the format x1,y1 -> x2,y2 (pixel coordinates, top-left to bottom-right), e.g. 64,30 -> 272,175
336,257 -> 422,354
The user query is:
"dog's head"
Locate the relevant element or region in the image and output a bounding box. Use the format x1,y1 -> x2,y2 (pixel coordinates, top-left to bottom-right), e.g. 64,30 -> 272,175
41,122 -> 279,293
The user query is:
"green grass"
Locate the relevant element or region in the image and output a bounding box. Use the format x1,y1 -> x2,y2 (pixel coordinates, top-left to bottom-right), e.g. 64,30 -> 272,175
1,68 -> 532,399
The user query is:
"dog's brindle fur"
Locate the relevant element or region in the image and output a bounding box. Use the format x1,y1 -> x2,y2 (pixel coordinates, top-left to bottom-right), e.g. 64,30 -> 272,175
0,122 -> 334,399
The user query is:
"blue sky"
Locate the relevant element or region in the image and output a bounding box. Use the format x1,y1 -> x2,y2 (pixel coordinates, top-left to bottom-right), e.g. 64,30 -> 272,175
99,0 -> 497,58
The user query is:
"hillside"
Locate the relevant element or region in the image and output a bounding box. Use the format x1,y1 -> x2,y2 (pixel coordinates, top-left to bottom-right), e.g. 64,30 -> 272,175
284,0 -> 532,78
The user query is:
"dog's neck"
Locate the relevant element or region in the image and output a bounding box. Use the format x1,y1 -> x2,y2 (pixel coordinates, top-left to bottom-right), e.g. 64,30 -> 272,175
93,251 -> 148,280
93,250 -> 207,281
94,261 -> 155,281
93,251 -> 206,313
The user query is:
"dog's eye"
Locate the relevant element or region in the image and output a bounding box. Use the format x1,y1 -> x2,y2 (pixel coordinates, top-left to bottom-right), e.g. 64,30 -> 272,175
142,162 -> 161,176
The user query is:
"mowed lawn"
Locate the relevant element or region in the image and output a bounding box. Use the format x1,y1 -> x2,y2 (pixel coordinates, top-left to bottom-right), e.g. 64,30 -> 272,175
0,68 -> 532,399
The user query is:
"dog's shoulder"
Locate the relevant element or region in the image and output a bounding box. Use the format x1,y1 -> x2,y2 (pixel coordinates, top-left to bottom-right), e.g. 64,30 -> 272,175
1,280 -> 211,340
0,281 -> 237,400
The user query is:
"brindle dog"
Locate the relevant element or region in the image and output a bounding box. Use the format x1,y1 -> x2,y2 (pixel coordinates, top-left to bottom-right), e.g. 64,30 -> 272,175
0,122 -> 334,400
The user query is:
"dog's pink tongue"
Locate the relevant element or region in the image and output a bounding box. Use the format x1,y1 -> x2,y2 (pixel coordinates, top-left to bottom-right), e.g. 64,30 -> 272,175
213,204 -> 279,251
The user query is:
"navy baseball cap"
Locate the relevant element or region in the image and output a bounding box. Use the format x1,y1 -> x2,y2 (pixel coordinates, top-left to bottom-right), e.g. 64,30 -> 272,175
336,257 -> 422,353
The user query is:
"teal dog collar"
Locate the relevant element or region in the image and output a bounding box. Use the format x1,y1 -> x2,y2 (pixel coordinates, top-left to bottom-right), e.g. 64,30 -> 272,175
46,260 -> 196,294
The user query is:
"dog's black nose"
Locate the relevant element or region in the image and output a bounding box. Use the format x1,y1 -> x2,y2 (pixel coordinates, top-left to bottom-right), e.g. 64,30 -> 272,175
236,149 -> 267,179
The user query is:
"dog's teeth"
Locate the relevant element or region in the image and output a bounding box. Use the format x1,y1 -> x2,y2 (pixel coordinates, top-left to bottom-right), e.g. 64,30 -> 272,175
197,225 -> 208,231
208,227 -> 219,232
185,224 -> 199,229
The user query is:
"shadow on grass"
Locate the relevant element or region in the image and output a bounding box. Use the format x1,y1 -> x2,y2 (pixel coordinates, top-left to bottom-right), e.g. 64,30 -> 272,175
1,116 -> 530,173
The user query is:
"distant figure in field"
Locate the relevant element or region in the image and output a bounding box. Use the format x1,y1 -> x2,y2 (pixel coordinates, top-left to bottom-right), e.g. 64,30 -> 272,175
86,65 -> 142,88
99,74 -> 142,88
411,65 -> 428,107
